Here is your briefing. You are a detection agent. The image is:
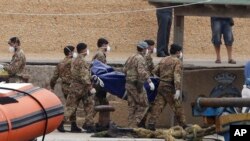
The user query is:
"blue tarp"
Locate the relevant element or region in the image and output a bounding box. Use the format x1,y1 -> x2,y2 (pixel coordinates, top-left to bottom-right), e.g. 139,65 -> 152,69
91,60 -> 159,102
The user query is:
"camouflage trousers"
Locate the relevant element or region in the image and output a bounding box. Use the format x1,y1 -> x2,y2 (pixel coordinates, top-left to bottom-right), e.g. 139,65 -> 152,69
61,83 -> 76,122
147,86 -> 186,126
64,83 -> 95,126
126,82 -> 149,128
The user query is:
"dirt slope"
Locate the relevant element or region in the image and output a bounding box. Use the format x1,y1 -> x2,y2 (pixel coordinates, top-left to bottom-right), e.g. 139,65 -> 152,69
0,0 -> 249,61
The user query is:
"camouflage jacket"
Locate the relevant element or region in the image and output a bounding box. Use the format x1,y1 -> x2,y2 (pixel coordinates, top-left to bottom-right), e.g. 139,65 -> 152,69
144,53 -> 154,75
71,54 -> 92,86
153,56 -> 182,90
92,50 -> 107,64
4,49 -> 26,76
123,52 -> 150,82
50,57 -> 72,89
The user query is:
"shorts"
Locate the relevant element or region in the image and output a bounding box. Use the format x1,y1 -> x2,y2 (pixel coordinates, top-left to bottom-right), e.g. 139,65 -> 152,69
211,17 -> 234,47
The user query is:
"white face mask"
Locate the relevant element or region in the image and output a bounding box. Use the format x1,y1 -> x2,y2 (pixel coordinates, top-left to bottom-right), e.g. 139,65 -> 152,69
9,46 -> 15,53
107,45 -> 111,52
73,52 -> 78,58
153,47 -> 157,54
179,52 -> 183,59
145,49 -> 149,55
86,49 -> 90,56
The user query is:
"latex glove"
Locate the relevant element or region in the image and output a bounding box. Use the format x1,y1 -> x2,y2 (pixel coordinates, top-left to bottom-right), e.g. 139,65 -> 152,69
90,88 -> 96,94
92,75 -> 98,82
0,64 -> 3,69
174,90 -> 181,100
97,77 -> 104,87
92,75 -> 104,87
149,81 -> 155,91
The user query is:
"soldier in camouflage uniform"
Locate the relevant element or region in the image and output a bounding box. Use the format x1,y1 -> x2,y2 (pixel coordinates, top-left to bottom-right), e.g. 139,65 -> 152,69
92,38 -> 110,106
2,37 -> 27,83
64,42 -> 96,133
123,41 -> 155,128
147,44 -> 186,131
50,45 -> 80,132
138,39 -> 156,128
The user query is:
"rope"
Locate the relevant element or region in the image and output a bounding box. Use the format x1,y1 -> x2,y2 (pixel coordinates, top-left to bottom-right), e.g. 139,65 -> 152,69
0,0 -> 211,17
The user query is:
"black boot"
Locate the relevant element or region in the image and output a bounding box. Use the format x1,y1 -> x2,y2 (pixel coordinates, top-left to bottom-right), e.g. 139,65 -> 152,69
71,122 -> 82,133
147,124 -> 156,131
137,117 -> 146,128
57,121 -> 65,132
86,126 -> 96,133
82,124 -> 96,133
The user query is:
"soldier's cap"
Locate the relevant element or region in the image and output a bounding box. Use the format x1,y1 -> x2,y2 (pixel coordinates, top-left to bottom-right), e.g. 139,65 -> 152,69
170,44 -> 182,54
137,41 -> 149,49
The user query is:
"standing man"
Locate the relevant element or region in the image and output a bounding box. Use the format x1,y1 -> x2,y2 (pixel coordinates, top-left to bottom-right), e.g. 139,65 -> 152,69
156,8 -> 173,57
211,17 -> 236,64
92,38 -> 110,106
1,37 -> 27,82
64,42 -> 96,133
123,41 -> 155,128
50,45 -> 78,132
147,44 -> 186,131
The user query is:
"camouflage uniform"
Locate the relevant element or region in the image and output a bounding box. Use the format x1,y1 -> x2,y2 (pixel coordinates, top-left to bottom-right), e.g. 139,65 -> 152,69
148,56 -> 186,126
144,53 -> 154,76
50,57 -> 76,122
3,49 -> 26,83
123,52 -> 150,128
92,50 -> 109,106
92,50 -> 107,64
64,54 -> 95,126
140,53 -> 154,127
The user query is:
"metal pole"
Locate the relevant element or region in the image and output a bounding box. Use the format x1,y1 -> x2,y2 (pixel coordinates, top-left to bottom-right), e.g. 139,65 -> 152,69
196,97 -> 250,107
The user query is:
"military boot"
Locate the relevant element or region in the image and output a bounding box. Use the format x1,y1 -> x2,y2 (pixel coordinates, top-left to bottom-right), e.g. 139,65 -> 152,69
82,124 -> 96,133
137,117 -> 146,128
57,121 -> 65,132
147,124 -> 156,131
71,122 -> 82,133
84,125 -> 96,133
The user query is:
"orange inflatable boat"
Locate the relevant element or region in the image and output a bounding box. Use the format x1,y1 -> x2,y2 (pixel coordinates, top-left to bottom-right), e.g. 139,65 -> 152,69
0,83 -> 64,141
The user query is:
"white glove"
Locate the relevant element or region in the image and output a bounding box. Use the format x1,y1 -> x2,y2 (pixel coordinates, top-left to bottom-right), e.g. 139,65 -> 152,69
90,88 -> 96,94
92,75 -> 104,87
92,75 -> 98,82
0,64 -> 3,69
149,82 -> 155,91
174,90 -> 181,100
97,77 -> 104,87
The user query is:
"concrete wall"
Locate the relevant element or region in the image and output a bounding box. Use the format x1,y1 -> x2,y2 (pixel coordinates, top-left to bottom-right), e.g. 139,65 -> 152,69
23,65 -> 244,127
182,68 -> 244,126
